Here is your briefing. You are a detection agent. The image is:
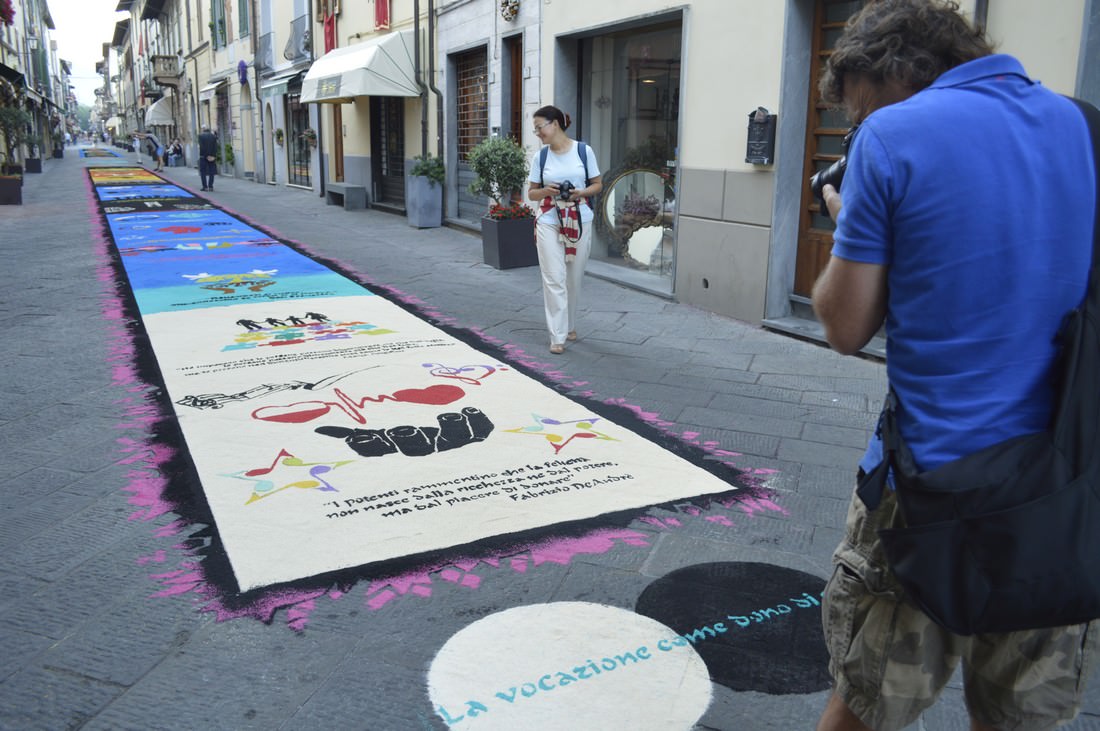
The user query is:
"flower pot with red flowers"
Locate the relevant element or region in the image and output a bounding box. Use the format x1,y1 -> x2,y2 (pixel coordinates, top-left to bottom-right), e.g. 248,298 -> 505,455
467,136 -> 538,269
481,201 -> 537,269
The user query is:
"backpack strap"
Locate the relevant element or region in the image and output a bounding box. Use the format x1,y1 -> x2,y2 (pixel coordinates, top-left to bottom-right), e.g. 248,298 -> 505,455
539,142 -> 591,187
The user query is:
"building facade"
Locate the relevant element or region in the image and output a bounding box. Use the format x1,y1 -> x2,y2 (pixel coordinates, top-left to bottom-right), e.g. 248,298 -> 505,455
1,0 -> 69,168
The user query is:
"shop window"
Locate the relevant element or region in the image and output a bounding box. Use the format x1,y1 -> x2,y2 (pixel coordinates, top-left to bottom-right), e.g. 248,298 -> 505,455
581,21 -> 681,291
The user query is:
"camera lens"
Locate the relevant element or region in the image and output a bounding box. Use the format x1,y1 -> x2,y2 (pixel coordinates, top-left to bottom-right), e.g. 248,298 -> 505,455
808,125 -> 858,219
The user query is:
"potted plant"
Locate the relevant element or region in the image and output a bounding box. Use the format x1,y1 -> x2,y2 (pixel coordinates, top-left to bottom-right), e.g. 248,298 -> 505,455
0,154 -> 20,204
407,152 -> 444,228
466,135 -> 538,269
300,128 -> 317,147
274,128 -> 284,146
24,142 -> 41,173
0,106 -> 32,178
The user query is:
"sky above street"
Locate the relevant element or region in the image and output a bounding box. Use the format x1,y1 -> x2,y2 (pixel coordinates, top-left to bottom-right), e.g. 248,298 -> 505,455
45,0 -> 128,106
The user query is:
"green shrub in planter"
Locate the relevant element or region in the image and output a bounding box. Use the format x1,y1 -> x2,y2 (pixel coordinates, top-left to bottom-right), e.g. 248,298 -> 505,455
466,135 -> 528,206
407,153 -> 445,228
410,153 -> 445,187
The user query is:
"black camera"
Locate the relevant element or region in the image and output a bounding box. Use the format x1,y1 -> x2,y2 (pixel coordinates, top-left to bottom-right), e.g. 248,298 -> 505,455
557,180 -> 575,200
809,125 -> 859,219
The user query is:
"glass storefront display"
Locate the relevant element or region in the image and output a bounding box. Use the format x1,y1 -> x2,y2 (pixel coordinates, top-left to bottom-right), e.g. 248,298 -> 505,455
581,21 -> 681,294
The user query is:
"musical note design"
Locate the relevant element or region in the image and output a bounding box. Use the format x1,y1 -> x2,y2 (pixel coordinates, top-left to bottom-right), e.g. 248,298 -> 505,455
222,448 -> 355,505
504,413 -> 618,454
421,362 -> 507,386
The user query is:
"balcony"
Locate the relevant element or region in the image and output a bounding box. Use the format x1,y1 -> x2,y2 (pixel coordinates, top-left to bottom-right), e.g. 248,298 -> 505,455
283,15 -> 311,63
140,78 -> 163,100
257,32 -> 274,71
151,54 -> 180,87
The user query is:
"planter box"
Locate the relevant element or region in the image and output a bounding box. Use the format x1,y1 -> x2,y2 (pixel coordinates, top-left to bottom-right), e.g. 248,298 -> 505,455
24,158 -> 42,173
0,176 -> 22,205
1,164 -> 22,184
482,216 -> 538,269
406,175 -> 442,228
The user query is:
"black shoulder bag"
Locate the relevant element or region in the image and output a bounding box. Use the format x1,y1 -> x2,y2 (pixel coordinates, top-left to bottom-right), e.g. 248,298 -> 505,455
856,98 -> 1100,636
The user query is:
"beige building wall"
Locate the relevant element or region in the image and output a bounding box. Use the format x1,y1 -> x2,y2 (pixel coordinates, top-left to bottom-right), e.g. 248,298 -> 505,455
985,0 -> 1086,94
539,0 -> 1094,325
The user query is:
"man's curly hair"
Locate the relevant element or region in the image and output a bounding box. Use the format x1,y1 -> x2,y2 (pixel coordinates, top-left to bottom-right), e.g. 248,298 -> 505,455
819,0 -> 994,106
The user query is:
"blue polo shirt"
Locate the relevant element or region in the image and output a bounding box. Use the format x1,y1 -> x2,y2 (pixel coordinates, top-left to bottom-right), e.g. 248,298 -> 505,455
831,54 -> 1095,472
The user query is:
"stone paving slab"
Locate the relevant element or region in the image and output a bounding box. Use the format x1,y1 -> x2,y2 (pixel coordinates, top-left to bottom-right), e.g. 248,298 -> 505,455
0,151 -> 1097,730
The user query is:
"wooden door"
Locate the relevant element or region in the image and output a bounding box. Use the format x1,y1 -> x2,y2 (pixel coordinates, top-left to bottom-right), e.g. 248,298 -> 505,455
793,0 -> 866,296
505,34 -> 523,141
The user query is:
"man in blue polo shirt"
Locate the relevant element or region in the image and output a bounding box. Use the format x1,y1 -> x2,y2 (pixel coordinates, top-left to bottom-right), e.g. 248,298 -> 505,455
811,1 -> 1097,730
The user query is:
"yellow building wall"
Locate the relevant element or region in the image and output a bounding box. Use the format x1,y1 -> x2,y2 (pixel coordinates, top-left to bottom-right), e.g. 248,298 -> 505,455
312,0 -> 436,164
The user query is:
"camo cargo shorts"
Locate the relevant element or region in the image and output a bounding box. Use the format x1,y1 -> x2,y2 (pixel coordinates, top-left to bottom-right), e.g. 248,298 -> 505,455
822,483 -> 1100,731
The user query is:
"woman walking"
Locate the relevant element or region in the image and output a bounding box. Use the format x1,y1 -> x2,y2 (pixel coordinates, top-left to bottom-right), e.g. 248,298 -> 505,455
526,105 -> 602,354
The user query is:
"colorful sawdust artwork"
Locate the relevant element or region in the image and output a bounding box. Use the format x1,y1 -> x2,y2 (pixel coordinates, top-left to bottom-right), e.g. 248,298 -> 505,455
88,168 -> 754,598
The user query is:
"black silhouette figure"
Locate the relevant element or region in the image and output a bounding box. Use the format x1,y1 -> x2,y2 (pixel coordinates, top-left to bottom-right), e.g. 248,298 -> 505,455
285,315 -> 308,326
265,317 -> 287,327
316,408 -> 494,458
304,312 -> 329,322
236,318 -> 263,331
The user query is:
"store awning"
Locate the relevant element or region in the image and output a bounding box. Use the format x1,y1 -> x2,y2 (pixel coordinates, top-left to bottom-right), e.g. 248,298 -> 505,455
301,30 -> 419,104
22,87 -> 45,106
145,94 -> 173,126
259,68 -> 302,98
105,116 -> 123,128
0,62 -> 24,87
198,78 -> 227,102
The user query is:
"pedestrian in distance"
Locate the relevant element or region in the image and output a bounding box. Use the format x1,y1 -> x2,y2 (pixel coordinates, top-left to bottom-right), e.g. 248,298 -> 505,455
810,2 -> 1098,731
198,125 -> 218,191
526,105 -> 602,354
167,138 -> 183,167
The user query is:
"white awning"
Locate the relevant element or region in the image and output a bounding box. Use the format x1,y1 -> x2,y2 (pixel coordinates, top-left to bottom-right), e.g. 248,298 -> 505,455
259,68 -> 302,98
145,95 -> 173,126
301,30 -> 420,104
105,116 -> 122,128
198,78 -> 227,102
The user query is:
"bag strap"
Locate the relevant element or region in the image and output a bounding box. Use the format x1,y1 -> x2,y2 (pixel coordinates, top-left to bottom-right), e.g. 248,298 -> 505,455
578,141 -> 590,185
1067,98 -> 1100,283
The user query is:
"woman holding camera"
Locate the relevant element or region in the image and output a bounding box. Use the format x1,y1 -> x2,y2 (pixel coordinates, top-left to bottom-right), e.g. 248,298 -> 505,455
527,105 -> 602,354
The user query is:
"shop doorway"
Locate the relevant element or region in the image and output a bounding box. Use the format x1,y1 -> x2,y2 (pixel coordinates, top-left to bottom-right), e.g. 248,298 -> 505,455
453,47 -> 488,222
286,91 -> 312,188
216,90 -> 231,175
370,96 -> 405,208
265,103 -> 275,183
